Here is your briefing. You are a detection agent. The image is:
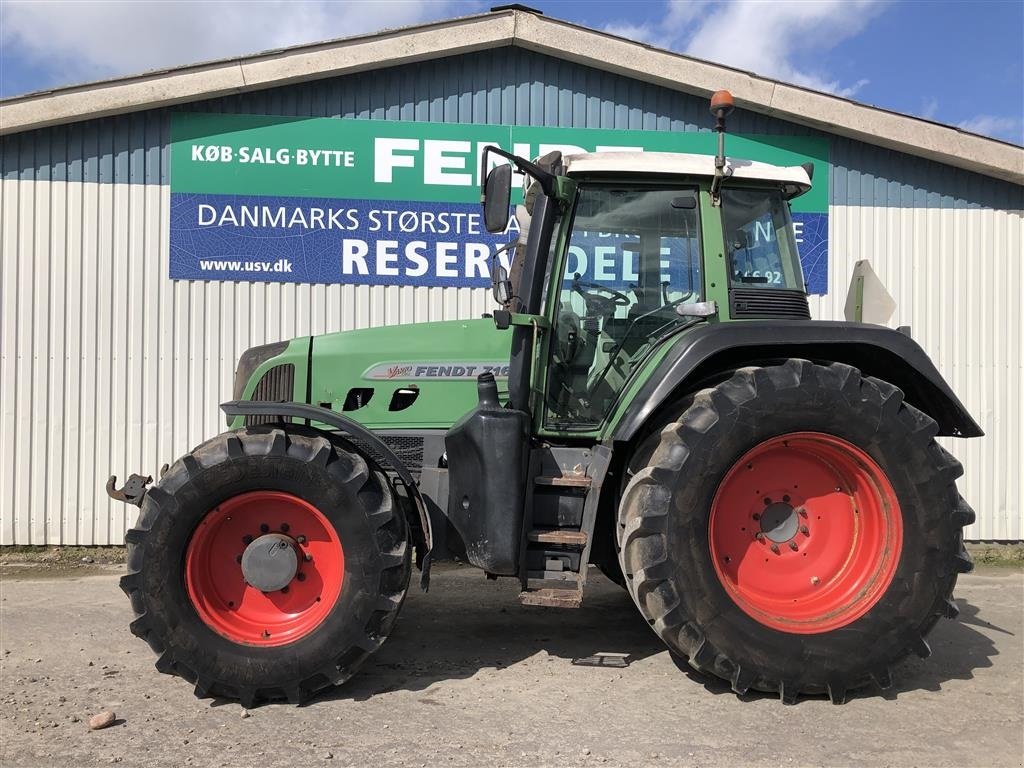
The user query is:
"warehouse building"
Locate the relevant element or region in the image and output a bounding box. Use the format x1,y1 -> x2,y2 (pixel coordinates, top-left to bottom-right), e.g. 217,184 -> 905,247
1,6 -> 1022,545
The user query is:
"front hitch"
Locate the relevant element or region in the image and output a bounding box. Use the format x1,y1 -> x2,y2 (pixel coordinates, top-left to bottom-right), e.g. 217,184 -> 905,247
106,473 -> 154,507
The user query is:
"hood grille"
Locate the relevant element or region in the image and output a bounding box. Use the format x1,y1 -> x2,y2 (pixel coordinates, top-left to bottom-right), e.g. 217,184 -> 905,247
244,364 -> 295,426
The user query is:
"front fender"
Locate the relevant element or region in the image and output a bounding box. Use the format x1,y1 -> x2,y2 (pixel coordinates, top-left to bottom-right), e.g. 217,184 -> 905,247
612,321 -> 983,441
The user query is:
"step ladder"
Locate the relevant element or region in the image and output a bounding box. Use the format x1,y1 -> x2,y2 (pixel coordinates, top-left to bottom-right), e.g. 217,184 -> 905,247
518,445 -> 611,608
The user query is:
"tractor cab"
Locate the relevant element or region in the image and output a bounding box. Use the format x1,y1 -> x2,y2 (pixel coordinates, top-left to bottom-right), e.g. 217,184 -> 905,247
540,152 -> 811,429
481,138 -> 814,436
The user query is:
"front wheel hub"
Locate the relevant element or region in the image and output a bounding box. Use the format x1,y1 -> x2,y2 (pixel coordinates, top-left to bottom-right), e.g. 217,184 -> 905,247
241,533 -> 298,592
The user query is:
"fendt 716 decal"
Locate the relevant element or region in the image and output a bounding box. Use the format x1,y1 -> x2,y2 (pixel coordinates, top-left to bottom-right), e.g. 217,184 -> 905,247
362,361 -> 510,380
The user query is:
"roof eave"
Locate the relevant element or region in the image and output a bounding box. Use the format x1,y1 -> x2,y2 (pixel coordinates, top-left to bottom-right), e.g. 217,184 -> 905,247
1,9 -> 1020,185
0,10 -> 516,136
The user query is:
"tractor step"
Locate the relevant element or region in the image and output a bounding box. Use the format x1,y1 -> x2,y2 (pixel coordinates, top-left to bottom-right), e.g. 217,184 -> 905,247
518,587 -> 583,608
534,475 -> 591,488
527,528 -> 588,546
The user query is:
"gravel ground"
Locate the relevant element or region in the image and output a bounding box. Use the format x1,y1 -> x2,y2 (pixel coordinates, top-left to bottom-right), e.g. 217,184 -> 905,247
1,563 -> 1022,768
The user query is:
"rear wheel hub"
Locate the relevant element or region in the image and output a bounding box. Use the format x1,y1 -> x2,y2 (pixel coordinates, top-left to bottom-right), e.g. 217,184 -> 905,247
760,502 -> 799,543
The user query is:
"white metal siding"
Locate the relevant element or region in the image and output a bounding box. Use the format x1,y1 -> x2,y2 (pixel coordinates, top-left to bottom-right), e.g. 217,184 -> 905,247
0,180 -> 492,544
1,182 -> 1022,544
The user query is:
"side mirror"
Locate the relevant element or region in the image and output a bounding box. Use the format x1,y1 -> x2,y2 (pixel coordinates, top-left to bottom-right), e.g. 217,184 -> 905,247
482,164 -> 512,234
492,263 -> 512,307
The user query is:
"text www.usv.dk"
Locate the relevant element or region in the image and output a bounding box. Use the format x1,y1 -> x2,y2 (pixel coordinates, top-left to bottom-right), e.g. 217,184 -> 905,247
198,258 -> 294,273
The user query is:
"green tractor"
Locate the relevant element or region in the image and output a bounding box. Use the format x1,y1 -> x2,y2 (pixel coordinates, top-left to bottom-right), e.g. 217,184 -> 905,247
108,91 -> 979,706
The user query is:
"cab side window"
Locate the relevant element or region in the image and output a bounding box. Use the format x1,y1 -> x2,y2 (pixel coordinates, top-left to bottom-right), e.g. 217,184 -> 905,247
722,188 -> 804,291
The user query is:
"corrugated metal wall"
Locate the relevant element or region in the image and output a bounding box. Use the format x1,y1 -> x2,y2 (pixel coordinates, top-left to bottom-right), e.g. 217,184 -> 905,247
2,47 -> 1022,544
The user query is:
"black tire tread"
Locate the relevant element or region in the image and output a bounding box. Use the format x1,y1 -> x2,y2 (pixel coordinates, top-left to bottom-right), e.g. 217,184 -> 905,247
120,426 -> 410,706
617,359 -> 975,703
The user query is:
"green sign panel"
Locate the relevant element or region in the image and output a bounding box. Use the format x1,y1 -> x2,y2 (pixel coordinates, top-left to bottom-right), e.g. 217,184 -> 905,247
169,114 -> 830,292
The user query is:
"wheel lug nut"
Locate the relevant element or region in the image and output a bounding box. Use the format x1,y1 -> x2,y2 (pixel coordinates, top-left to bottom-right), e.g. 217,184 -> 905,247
783,494 -> 790,503
770,543 -> 780,554
304,553 -> 313,562
789,541 -> 799,551
755,532 -> 765,542
752,513 -> 761,521
800,525 -> 810,536
811,576 -> 820,585
281,586 -> 289,594
296,535 -> 307,544
236,554 -> 242,564
763,497 -> 772,505
280,523 -> 290,533
260,523 -> 269,533
297,572 -> 306,582
797,508 -> 808,518
242,535 -> 253,545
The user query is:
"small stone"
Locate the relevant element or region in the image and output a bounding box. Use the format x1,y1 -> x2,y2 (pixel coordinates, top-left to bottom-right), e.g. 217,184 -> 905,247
87,661 -> 94,667
58,696 -> 67,702
321,752 -> 333,760
81,556 -> 95,564
88,711 -> 116,730
583,749 -> 591,755
239,710 -> 250,719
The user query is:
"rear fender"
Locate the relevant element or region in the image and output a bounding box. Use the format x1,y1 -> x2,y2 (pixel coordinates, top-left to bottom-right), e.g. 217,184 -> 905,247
612,321 -> 983,442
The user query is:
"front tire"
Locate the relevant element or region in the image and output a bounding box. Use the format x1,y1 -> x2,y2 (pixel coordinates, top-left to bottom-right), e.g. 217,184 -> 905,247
618,359 -> 975,703
120,426 -> 410,706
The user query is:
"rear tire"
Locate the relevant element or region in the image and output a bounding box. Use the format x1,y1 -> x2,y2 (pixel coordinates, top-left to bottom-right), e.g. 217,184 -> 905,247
120,426 -> 410,706
617,359 -> 975,703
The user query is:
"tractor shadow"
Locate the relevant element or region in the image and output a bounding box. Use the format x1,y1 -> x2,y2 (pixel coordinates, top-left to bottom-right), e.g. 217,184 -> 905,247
315,563 -> 665,704
312,564 -> 1005,706
671,597 -> 1005,704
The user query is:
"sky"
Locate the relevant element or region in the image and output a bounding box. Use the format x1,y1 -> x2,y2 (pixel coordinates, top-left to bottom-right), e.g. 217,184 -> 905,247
1,0 -> 1021,145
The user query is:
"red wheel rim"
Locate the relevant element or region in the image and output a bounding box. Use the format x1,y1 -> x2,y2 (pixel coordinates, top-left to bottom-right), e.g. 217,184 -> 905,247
709,432 -> 902,634
185,491 -> 344,647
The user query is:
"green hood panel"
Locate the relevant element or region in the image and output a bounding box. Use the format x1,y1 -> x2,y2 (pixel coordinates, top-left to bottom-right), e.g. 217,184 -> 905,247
310,318 -> 511,429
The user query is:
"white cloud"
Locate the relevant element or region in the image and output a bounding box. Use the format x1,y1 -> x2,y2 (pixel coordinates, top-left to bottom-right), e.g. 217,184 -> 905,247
919,97 -> 940,121
957,115 -> 1024,144
603,0 -> 884,98
1,0 -> 466,89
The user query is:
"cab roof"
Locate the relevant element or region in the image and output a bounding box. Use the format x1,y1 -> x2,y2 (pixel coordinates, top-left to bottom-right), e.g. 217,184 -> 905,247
562,151 -> 813,198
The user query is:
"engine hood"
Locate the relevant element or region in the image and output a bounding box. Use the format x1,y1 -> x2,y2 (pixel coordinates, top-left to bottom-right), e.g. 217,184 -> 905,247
309,318 -> 512,429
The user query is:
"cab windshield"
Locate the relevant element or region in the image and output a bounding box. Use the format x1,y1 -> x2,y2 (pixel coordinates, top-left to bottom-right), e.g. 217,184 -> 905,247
544,184 -> 703,429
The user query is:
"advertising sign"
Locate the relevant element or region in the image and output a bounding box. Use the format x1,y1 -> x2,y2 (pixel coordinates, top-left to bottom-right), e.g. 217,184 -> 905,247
170,114 -> 830,293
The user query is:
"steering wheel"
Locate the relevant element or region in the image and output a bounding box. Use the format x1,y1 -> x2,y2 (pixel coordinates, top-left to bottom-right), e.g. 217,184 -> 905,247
571,274 -> 631,315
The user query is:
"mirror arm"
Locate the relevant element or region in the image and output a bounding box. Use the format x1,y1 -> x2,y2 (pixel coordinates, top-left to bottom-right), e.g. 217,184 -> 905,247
479,146 -> 557,199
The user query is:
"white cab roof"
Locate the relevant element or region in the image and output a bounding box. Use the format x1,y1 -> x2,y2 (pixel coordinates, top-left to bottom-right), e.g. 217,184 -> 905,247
562,151 -> 813,197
